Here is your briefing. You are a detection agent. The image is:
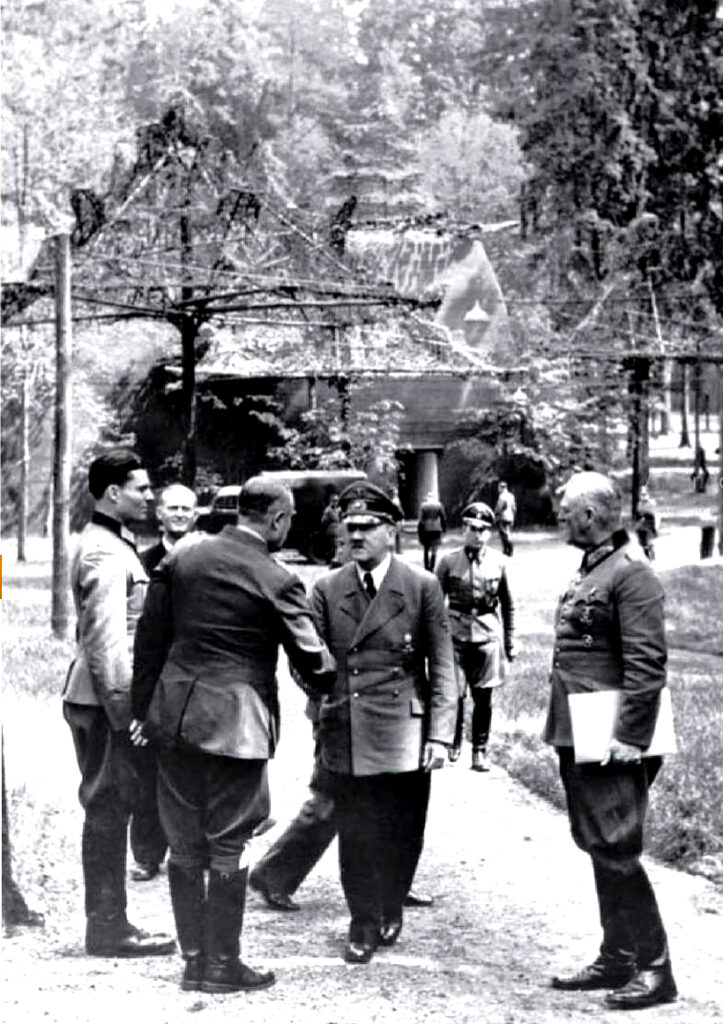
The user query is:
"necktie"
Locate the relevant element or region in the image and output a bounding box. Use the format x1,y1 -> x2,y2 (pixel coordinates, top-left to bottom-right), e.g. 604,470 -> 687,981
465,548 -> 479,564
363,572 -> 376,600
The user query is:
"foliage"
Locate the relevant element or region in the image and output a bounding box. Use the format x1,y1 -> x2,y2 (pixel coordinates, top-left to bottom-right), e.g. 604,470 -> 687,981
417,108 -> 527,223
267,390 -> 407,495
124,369 -> 291,487
490,0 -> 723,329
439,369 -> 623,521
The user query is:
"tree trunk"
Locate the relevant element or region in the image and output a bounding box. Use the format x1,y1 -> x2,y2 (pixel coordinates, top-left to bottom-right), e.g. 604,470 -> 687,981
660,357 -> 672,435
679,360 -> 690,447
629,357 -> 650,521
179,205 -> 197,487
180,316 -> 198,487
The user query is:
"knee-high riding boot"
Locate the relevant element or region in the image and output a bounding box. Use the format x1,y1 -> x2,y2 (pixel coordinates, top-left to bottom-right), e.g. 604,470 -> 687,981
168,863 -> 206,991
201,868 -> 275,993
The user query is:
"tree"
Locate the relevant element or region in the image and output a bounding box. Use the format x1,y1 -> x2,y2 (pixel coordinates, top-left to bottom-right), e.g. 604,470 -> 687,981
417,107 -> 526,222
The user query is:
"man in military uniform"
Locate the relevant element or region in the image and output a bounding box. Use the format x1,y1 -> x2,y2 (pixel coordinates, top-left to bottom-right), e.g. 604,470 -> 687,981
311,481 -> 457,964
131,477 -> 335,993
63,448 -> 175,958
494,481 -> 517,557
546,471 -> 676,1011
417,490 -> 447,570
435,502 -> 516,771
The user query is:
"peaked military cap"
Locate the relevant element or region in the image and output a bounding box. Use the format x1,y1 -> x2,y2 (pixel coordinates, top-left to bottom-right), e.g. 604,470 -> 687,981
462,501 -> 495,528
339,480 -> 403,525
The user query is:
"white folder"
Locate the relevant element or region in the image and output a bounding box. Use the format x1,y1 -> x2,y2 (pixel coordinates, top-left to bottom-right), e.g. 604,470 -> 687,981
568,687 -> 676,764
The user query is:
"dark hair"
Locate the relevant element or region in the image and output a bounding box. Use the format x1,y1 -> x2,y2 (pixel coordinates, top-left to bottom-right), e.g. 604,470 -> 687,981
237,477 -> 292,521
88,448 -> 143,499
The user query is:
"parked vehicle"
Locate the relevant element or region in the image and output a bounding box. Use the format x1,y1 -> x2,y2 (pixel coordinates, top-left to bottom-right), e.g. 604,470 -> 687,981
196,469 -> 367,562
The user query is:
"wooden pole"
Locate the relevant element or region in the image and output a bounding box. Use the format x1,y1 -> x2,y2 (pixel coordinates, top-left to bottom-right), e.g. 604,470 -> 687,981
679,361 -> 690,447
51,233 -> 72,638
17,354 -> 29,562
718,366 -> 723,555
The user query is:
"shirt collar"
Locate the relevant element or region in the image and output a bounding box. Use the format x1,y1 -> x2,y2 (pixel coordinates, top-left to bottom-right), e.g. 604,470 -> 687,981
580,528 -> 629,575
356,552 -> 392,592
91,511 -> 137,550
161,535 -> 175,553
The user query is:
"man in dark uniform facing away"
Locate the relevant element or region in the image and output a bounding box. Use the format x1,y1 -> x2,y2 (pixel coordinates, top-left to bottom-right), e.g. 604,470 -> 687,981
131,477 -> 335,994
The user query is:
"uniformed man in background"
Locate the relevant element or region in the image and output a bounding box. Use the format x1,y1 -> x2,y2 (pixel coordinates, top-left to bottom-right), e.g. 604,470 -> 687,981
435,502 -> 516,771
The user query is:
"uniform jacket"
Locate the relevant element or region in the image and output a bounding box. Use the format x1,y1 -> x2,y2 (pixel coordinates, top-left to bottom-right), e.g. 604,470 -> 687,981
495,491 -> 516,525
417,500 -> 446,536
435,546 -> 515,655
543,531 -> 667,749
63,514 -> 148,730
132,526 -> 335,760
139,539 -> 169,574
311,557 -> 458,776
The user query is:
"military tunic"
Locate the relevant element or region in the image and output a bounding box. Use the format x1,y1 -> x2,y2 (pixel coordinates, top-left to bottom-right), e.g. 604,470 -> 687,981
435,545 -> 515,689
543,529 -> 667,749
544,529 -> 670,969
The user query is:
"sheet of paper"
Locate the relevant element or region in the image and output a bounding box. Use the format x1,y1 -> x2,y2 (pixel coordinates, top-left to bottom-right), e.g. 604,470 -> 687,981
568,688 -> 676,764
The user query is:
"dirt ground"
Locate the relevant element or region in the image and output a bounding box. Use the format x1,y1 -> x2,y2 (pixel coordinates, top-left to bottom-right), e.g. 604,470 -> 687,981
2,535 -> 722,1024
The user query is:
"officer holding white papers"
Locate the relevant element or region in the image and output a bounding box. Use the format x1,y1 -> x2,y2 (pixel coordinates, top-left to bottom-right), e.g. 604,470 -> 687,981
544,471 -> 676,1011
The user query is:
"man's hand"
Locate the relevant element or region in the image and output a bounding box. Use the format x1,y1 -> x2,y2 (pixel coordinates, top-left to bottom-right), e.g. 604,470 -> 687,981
422,740 -> 447,771
601,737 -> 642,766
129,718 -> 148,747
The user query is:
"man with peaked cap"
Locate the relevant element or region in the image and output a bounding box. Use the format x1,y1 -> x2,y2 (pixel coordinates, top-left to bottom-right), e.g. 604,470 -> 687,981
310,481 -> 457,964
435,501 -> 517,771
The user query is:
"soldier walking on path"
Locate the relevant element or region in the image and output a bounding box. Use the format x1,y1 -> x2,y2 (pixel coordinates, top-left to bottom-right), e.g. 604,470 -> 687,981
494,481 -> 516,557
547,471 -> 677,1011
435,502 -> 517,772
417,490 -> 447,571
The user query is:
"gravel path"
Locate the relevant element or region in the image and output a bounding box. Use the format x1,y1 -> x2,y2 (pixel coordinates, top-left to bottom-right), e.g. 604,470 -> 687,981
3,661 -> 723,1024
3,540 -> 722,1024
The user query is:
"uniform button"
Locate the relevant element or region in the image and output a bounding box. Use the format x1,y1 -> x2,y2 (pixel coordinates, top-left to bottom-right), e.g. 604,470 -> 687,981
352,668 -> 359,675
583,634 -> 593,648
353,692 -> 359,699
392,689 -> 400,697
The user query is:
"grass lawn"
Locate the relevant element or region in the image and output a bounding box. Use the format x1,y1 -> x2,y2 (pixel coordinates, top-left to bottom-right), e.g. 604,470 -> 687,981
490,562 -> 723,880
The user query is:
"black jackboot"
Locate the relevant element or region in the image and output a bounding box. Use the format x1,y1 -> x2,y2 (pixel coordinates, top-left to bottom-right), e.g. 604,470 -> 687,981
201,868 -> 275,993
168,863 -> 206,991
